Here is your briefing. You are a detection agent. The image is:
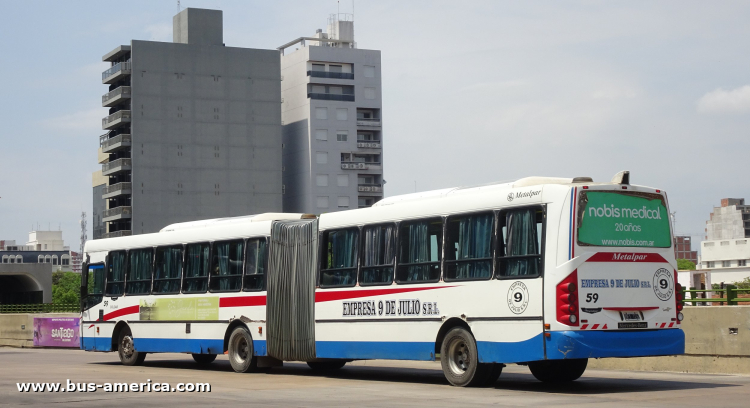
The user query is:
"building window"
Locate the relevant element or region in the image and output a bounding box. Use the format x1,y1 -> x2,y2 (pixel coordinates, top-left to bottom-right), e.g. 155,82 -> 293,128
722,260 -> 731,267
337,174 -> 349,187
317,196 -> 329,209
8,256 -> 14,264
45,255 -> 51,264
38,255 -> 44,263
704,242 -> 714,247
364,87 -> 376,100
338,196 -> 350,208
1,255 -> 7,263
737,240 -> 747,245
315,107 -> 328,120
312,63 -> 325,72
316,152 -> 328,164
336,108 -> 348,121
316,174 -> 329,187
364,65 -> 375,78
721,241 -> 730,246
315,129 -> 328,141
52,256 -> 58,266
16,255 -> 23,264
739,260 -> 747,267
336,131 -> 348,142
707,261 -> 715,268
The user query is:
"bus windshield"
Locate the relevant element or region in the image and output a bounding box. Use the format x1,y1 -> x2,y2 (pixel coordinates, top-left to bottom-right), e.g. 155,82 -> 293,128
577,190 -> 671,248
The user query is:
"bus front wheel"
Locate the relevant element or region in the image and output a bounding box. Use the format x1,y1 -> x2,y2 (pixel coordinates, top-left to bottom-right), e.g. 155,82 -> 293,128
440,327 -> 490,387
228,326 -> 256,373
528,359 -> 588,382
117,326 -> 146,366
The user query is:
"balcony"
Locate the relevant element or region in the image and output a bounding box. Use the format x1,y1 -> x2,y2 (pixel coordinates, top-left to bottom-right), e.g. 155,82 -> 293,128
358,184 -> 383,194
102,86 -> 131,107
103,206 -> 132,222
308,93 -> 355,102
100,134 -> 131,153
341,162 -> 368,170
102,110 -> 131,130
356,118 -> 381,127
357,142 -> 381,149
102,158 -> 132,176
102,61 -> 131,84
101,230 -> 132,239
307,70 -> 354,80
102,182 -> 132,199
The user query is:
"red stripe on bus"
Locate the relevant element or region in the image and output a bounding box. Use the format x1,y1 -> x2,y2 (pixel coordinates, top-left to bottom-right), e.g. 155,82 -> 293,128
580,324 -> 588,330
103,305 -> 139,321
660,323 -> 667,328
603,324 -> 608,329
586,252 -> 668,263
220,295 -> 267,308
669,322 -> 674,328
315,286 -> 452,303
603,307 -> 659,311
592,324 -> 599,330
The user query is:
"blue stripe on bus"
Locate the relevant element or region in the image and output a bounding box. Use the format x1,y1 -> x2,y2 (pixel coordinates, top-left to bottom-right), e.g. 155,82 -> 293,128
81,337 -> 267,356
315,341 -> 435,361
546,329 -> 685,360
88,264 -> 104,269
477,335 -> 545,363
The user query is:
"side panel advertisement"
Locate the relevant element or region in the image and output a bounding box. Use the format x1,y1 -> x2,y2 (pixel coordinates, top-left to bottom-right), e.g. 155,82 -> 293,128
33,317 -> 80,347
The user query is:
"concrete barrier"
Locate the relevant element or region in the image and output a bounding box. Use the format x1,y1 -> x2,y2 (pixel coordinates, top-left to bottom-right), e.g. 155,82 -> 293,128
589,306 -> 750,374
0,313 -> 79,348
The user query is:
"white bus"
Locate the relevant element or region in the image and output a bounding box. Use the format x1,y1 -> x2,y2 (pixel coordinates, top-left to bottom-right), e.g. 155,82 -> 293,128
81,172 -> 684,386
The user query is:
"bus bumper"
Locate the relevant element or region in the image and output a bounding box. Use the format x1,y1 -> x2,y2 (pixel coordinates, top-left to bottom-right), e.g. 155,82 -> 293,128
546,329 -> 685,360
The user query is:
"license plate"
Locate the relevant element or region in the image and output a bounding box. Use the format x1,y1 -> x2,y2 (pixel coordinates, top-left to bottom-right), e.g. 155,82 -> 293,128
619,322 -> 647,329
620,311 -> 642,321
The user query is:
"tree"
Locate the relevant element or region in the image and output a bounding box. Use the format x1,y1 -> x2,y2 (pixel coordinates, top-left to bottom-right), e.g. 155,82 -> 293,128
677,259 -> 696,271
52,271 -> 81,304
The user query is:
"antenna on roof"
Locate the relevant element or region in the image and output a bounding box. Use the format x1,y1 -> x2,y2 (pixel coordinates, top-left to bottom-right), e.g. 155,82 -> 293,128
177,0 -> 181,12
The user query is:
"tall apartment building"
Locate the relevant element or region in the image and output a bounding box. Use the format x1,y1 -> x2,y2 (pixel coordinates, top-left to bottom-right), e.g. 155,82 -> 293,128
279,15 -> 384,214
700,198 -> 750,269
674,236 -> 698,264
95,8 -> 283,239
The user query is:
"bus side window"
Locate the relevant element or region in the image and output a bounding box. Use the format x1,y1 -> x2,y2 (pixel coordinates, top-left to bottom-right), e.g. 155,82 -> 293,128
320,228 -> 359,288
183,243 -> 210,293
444,213 -> 493,281
360,224 -> 395,286
154,246 -> 183,294
497,207 -> 543,278
126,248 -> 153,295
244,238 -> 267,291
210,240 -> 244,292
105,251 -> 126,296
396,218 -> 442,283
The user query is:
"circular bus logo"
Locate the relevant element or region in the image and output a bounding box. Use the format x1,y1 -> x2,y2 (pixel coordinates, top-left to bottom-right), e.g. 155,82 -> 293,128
652,268 -> 674,301
507,281 -> 529,314
507,193 -> 514,202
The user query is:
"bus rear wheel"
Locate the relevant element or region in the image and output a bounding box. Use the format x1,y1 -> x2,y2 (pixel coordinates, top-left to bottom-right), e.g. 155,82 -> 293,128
307,360 -> 346,370
117,327 -> 146,366
440,327 -> 490,387
192,353 -> 217,365
528,359 -> 588,382
228,326 -> 256,373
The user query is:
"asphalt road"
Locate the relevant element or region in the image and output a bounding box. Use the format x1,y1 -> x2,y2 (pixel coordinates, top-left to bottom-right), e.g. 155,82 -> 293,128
1,348 -> 748,407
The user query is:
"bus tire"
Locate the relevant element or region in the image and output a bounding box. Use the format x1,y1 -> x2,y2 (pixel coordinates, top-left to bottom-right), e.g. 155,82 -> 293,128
482,363 -> 504,386
228,326 -> 256,373
307,360 -> 346,370
440,327 -> 489,387
117,326 -> 146,366
528,358 -> 588,382
192,353 -> 217,365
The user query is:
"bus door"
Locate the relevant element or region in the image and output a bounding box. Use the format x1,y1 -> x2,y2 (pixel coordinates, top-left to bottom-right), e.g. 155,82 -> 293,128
266,219 -> 318,362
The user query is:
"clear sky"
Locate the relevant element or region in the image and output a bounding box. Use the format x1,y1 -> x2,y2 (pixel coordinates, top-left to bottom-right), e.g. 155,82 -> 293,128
1,1 -> 748,252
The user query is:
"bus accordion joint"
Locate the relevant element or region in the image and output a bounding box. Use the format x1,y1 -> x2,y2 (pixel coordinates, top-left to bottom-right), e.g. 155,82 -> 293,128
557,270 -> 579,326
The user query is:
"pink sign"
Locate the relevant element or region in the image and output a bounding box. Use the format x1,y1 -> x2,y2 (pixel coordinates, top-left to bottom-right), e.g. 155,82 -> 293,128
33,317 -> 80,347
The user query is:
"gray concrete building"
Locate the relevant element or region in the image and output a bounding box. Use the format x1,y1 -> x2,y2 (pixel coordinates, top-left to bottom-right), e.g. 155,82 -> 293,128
279,15 -> 384,213
95,8 -> 283,238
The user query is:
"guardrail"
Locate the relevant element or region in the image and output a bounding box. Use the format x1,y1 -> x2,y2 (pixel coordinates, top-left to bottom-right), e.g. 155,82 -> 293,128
681,285 -> 750,306
0,304 -> 79,314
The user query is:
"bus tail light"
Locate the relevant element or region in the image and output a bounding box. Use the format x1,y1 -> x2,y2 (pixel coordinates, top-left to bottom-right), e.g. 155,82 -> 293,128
675,274 -> 683,322
556,270 -> 579,327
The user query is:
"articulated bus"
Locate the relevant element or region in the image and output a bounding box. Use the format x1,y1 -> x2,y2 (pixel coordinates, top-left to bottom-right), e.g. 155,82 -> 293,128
81,172 -> 685,386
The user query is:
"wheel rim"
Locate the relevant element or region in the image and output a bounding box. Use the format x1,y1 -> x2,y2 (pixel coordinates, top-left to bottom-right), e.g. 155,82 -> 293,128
121,335 -> 134,359
230,334 -> 249,365
447,339 -> 471,375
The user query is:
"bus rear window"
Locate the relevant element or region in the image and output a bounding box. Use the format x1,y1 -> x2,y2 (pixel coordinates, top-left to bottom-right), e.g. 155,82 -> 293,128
577,191 -> 671,248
